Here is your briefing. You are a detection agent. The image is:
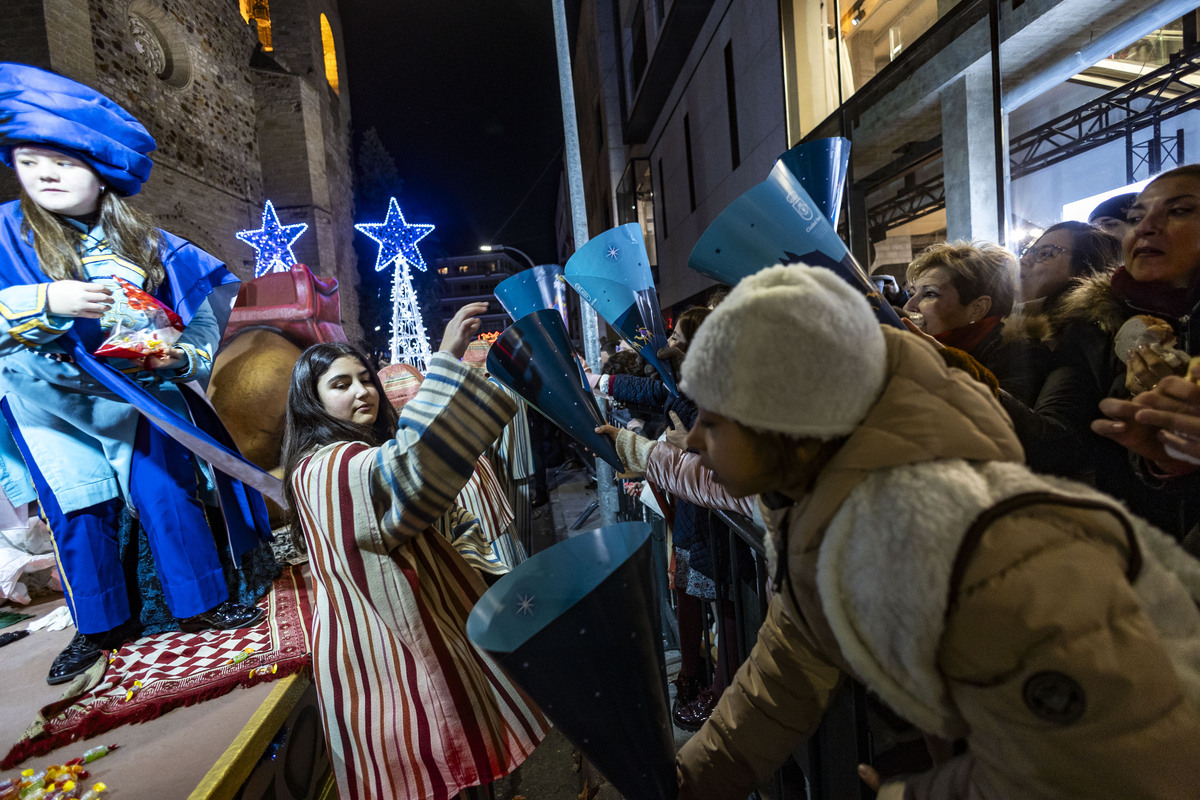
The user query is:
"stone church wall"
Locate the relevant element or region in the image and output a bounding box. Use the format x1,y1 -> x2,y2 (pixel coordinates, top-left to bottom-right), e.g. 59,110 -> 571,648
0,0 -> 363,343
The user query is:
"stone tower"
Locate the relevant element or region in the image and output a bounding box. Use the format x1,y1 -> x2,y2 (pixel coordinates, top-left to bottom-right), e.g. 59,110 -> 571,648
2,0 -> 363,342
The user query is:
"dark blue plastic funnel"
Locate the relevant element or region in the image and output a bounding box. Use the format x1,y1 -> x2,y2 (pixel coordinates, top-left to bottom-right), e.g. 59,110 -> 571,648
564,224 -> 678,394
494,264 -> 568,321
467,523 -> 676,800
774,137 -> 851,227
686,161 -> 903,328
487,309 -> 623,470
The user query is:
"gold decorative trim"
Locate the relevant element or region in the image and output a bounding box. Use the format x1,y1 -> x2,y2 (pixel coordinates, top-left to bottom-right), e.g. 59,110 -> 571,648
186,671 -> 311,800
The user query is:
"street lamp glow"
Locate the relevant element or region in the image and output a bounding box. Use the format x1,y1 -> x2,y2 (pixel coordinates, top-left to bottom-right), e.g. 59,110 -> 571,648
479,243 -> 535,268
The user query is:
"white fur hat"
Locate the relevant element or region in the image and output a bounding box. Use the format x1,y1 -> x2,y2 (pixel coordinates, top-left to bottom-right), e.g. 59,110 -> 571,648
680,265 -> 887,438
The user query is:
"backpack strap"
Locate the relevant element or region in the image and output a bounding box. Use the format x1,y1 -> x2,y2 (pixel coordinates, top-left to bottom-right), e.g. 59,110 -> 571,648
946,491 -> 1143,618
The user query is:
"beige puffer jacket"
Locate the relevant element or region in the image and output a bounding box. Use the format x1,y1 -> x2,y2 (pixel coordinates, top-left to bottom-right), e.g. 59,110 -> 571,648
676,328 -> 1200,799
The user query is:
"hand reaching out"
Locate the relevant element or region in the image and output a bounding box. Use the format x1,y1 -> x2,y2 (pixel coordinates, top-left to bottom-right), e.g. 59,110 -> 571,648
664,410 -> 690,451
47,281 -> 113,318
439,302 -> 489,359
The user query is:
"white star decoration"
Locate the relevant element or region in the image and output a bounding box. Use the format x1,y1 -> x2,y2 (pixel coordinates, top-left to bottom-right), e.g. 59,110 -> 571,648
354,197 -> 436,272
516,594 -> 535,615
236,200 -> 309,277
605,245 -> 620,260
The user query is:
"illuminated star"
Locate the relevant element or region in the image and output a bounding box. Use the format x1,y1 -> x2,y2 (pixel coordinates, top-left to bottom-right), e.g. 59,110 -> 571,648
236,200 -> 308,277
516,593 -> 535,615
605,245 -> 620,260
355,197 -> 436,272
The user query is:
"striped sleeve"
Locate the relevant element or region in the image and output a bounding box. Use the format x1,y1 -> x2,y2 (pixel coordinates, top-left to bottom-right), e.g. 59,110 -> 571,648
370,351 -> 517,548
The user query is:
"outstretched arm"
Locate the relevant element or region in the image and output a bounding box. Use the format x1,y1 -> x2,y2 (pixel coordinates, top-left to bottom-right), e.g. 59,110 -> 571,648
595,424 -> 757,517
370,303 -> 515,548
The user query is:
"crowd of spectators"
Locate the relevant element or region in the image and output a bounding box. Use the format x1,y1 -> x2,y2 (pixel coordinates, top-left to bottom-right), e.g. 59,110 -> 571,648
587,164 -> 1200,797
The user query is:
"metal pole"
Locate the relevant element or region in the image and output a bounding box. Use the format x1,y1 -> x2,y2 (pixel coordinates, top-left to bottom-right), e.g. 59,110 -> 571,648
988,0 -> 1007,245
552,0 -> 618,526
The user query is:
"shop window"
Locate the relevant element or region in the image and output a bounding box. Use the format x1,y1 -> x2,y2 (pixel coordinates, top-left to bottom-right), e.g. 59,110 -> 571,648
683,114 -> 696,213
658,157 -> 668,238
629,1 -> 648,89
320,14 -> 339,94
780,0 -> 938,140
616,158 -> 658,266
724,41 -> 740,170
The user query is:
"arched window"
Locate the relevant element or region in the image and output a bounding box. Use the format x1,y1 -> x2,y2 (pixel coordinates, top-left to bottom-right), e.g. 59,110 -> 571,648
320,14 -> 339,93
240,0 -> 273,51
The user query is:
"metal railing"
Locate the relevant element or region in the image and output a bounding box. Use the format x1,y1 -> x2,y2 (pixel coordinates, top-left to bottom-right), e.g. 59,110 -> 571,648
613,479 -> 913,799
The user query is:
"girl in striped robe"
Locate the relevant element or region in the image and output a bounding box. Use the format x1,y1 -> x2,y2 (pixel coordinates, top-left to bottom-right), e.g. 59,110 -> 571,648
282,302 -> 548,800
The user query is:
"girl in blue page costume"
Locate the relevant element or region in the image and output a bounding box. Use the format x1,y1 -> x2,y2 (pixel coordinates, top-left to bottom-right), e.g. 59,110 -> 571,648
0,63 -> 277,685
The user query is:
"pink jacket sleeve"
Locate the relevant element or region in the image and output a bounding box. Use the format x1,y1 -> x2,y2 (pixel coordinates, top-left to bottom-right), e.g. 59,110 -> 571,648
645,443 -> 758,518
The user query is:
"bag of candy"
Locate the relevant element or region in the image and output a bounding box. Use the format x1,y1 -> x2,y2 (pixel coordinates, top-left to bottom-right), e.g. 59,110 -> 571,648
93,276 -> 185,361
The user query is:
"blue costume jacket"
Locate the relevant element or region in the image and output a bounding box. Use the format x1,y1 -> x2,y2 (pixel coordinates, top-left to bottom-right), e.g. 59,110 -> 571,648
0,199 -> 267,559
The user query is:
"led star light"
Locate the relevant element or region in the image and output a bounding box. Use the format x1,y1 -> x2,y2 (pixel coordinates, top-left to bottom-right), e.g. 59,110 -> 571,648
236,200 -> 308,278
354,197 -> 435,272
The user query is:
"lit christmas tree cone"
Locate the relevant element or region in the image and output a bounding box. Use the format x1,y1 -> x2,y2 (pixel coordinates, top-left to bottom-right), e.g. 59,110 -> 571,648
774,136 -> 851,228
486,309 -> 622,470
564,224 -> 678,395
688,151 -> 903,328
494,263 -> 567,320
467,522 -> 676,800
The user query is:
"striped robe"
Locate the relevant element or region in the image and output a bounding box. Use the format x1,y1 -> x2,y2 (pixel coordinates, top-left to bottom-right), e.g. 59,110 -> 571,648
451,455 -> 524,575
491,387 -> 534,549
290,353 -> 548,800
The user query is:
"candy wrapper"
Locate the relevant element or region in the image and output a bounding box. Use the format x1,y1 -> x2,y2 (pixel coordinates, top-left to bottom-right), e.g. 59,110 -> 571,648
93,277 -> 184,361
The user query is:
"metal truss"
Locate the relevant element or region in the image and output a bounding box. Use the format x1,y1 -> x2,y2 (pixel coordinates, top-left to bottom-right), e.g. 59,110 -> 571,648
866,172 -> 945,240
1009,48 -> 1200,179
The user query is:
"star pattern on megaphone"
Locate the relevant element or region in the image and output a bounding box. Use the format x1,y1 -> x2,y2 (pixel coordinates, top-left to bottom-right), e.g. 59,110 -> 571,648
516,593 -> 536,615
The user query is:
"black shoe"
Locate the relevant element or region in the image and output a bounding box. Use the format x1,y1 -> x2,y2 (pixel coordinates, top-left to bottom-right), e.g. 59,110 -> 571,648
673,687 -> 717,732
47,632 -> 106,686
531,492 -> 549,508
178,600 -> 264,633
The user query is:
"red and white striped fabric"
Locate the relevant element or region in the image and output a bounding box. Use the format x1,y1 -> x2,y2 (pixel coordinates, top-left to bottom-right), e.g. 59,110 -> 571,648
453,454 -> 525,572
291,353 -> 547,800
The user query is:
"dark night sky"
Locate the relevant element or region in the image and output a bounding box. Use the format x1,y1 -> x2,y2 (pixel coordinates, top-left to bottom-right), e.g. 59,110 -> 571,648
339,0 -> 565,268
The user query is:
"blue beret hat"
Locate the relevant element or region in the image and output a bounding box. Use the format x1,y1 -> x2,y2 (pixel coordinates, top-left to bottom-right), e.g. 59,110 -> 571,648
0,62 -> 156,196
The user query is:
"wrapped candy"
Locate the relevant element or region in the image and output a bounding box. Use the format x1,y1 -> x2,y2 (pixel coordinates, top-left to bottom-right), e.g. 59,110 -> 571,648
93,277 -> 184,361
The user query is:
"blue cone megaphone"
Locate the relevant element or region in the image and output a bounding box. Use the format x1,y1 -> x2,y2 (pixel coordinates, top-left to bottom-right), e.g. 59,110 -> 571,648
494,263 -> 568,322
687,159 -> 903,328
775,137 -> 851,228
564,224 -> 678,395
467,522 -> 675,800
486,309 -> 623,471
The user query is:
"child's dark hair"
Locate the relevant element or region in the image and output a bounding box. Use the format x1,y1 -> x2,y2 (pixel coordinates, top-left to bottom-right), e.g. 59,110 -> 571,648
602,349 -> 642,376
672,306 -> 712,350
281,343 -> 399,521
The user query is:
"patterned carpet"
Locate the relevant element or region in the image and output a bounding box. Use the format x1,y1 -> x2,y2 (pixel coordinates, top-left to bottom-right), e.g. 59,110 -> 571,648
1,566 -> 312,769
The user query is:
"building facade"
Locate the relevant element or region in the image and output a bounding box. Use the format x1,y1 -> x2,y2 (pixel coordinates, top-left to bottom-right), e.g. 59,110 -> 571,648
432,252 -> 523,338
563,0 -> 1200,310
3,0 -> 363,342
